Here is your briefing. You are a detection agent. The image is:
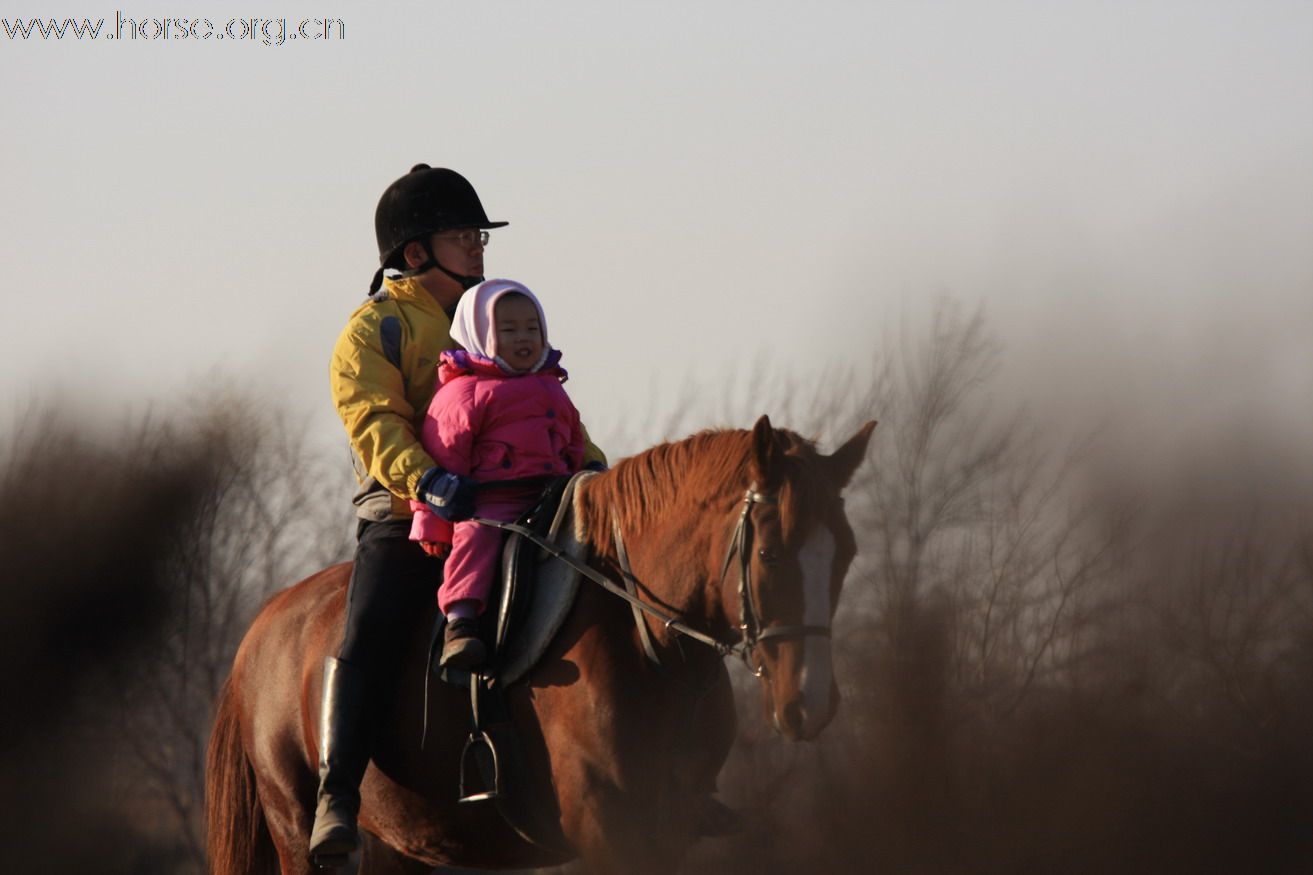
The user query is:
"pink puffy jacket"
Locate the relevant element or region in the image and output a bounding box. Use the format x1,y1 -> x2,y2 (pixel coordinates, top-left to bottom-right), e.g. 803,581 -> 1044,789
408,348 -> 585,543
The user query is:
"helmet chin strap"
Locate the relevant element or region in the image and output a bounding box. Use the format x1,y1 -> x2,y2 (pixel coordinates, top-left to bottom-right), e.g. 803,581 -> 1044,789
414,239 -> 483,291
438,264 -> 485,291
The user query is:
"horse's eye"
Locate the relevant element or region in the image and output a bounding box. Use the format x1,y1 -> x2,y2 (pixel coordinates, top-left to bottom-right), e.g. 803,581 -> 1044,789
757,548 -> 778,564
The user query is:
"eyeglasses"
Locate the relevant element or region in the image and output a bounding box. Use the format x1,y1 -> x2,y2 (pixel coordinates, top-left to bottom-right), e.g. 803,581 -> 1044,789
433,229 -> 490,248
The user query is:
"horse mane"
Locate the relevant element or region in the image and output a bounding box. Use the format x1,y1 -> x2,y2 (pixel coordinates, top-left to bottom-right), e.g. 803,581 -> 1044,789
578,427 -> 824,554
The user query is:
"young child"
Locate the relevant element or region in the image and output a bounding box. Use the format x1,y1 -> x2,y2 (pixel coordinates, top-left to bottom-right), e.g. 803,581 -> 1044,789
410,278 -> 586,669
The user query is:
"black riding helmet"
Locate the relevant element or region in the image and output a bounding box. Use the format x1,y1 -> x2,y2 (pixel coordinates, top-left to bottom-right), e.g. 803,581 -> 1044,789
369,164 -> 508,294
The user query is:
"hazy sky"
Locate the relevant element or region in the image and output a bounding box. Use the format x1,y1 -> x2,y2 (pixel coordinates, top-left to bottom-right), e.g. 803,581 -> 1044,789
3,1 -> 1310,457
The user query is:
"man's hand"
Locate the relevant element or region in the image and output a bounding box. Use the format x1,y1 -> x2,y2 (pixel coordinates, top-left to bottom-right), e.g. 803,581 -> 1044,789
418,467 -> 475,522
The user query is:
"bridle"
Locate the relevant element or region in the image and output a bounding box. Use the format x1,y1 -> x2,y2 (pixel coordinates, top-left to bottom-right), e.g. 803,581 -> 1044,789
472,481 -> 834,675
715,484 -> 833,676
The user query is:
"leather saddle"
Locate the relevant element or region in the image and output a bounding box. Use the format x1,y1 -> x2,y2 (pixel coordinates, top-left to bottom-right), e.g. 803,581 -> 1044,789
429,469 -> 593,687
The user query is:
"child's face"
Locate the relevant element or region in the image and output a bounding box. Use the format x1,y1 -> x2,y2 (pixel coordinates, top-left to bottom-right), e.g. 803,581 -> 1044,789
494,295 -> 544,372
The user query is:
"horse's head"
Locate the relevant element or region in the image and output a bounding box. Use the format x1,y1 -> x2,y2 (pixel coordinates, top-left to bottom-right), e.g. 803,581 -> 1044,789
726,415 -> 875,741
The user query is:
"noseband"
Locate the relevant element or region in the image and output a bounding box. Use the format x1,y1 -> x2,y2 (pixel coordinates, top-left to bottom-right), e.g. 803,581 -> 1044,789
718,484 -> 833,676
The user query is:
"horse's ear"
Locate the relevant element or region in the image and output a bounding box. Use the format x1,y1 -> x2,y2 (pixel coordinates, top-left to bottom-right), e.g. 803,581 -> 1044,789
826,420 -> 876,488
751,415 -> 782,487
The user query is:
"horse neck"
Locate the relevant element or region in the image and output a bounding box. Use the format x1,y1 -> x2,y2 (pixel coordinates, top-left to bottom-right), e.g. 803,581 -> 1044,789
579,467 -> 743,640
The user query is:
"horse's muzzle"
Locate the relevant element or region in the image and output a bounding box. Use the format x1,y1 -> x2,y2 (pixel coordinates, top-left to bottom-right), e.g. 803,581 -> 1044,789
772,679 -> 841,741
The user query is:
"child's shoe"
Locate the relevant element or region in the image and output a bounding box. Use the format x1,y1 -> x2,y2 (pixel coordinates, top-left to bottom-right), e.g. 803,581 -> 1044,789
441,616 -> 487,669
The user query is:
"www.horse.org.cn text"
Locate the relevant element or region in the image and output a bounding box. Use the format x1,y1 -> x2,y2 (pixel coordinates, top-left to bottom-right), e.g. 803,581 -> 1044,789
1,14 -> 346,46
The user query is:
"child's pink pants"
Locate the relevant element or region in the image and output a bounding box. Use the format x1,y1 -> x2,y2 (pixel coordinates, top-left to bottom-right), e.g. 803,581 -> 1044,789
438,488 -> 538,617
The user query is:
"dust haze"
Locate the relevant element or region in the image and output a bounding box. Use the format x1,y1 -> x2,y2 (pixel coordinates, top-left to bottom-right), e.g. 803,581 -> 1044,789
4,293 -> 1309,872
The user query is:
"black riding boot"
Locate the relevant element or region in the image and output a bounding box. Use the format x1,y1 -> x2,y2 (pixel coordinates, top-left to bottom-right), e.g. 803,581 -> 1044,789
308,657 -> 371,867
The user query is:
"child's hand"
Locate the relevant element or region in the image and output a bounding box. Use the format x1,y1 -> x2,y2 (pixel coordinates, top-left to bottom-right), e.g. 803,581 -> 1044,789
419,541 -> 450,558
418,467 -> 476,521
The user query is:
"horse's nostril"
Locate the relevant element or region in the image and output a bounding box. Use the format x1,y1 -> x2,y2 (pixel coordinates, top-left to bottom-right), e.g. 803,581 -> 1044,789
782,701 -> 805,735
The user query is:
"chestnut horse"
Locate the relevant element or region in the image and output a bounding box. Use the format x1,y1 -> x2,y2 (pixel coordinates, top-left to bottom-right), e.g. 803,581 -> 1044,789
206,415 -> 874,874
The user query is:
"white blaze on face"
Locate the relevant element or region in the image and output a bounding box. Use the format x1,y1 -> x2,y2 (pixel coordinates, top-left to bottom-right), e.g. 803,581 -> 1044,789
796,525 -> 836,734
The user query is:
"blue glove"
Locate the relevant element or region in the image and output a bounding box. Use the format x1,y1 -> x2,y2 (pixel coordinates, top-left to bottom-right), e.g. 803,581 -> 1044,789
417,467 -> 475,522
584,461 -> 609,473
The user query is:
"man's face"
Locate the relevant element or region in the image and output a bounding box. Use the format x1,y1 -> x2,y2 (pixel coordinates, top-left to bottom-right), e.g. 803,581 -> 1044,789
428,227 -> 486,278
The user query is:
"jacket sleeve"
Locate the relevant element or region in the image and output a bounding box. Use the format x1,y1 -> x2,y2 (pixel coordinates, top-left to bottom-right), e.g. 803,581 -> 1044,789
408,500 -> 454,544
330,306 -> 436,501
552,375 -> 603,468
565,399 -> 587,472
420,379 -> 481,478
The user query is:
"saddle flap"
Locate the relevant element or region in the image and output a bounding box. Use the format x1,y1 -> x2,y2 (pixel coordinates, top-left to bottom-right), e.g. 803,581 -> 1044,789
495,475 -> 572,657
496,527 -> 528,655
494,470 -> 595,686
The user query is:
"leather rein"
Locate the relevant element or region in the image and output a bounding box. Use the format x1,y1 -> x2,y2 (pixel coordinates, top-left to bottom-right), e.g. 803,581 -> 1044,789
472,482 -> 832,675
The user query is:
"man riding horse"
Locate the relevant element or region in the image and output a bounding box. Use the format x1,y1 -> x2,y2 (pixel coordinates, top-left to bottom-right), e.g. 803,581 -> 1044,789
208,164 -> 875,875
317,165 -> 608,862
